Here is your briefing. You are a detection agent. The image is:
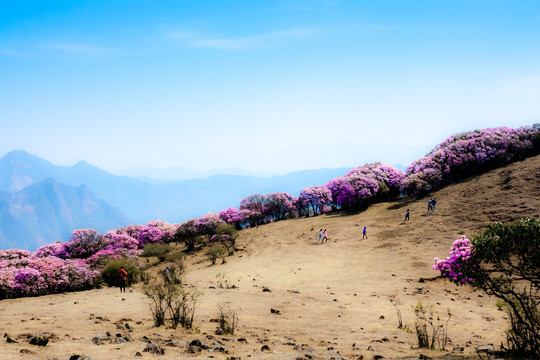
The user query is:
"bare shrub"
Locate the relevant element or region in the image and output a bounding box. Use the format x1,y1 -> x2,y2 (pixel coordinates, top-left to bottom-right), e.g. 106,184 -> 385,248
142,284 -> 168,327
413,301 -> 452,350
388,291 -> 403,328
216,273 -> 236,289
216,304 -> 238,335
168,286 -> 201,329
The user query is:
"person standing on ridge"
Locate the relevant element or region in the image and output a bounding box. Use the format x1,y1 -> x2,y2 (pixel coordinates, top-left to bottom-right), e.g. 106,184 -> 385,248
427,199 -> 432,213
118,266 -> 128,293
318,229 -> 323,244
363,226 -> 368,239
404,209 -> 410,222
323,229 -> 328,243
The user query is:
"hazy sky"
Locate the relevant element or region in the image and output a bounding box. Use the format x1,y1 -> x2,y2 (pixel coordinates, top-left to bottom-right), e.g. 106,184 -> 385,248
1,1 -> 539,175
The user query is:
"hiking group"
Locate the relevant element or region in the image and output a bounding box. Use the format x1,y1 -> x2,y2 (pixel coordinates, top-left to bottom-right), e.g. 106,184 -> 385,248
318,229 -> 328,244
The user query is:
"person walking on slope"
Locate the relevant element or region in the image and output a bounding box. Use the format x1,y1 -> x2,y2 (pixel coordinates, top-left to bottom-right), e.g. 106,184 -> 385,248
404,209 -> 410,222
318,229 -> 323,244
431,198 -> 437,213
362,226 -> 368,239
427,199 -> 432,213
322,229 -> 328,243
118,266 -> 128,293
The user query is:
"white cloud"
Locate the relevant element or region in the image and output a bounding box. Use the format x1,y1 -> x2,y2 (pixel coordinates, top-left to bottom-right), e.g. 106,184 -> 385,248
167,27 -> 317,50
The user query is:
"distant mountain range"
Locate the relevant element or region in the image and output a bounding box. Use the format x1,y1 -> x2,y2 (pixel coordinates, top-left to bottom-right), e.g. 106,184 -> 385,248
0,150 -> 354,250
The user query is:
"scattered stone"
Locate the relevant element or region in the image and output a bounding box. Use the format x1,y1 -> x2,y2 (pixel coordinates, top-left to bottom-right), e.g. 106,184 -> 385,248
237,337 -> 248,343
452,345 -> 464,353
6,336 -> 17,343
29,335 -> 49,346
367,345 -> 374,351
262,287 -> 271,292
291,289 -> 300,294
419,355 -> 432,360
261,345 -> 270,351
476,346 -> 495,355
372,339 -> 383,343
189,339 -> 209,349
356,356 -> 363,360
379,315 -> 385,320
226,357 -> 241,360
374,356 -> 387,360
134,352 -> 142,357
144,343 -> 165,355
20,349 -> 35,354
381,336 -> 390,342
270,308 -> 281,315
69,355 -> 92,360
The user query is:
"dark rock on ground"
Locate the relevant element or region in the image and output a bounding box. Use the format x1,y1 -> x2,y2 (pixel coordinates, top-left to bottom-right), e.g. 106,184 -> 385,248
143,343 -> 165,355
29,335 -> 49,346
261,345 -> 271,351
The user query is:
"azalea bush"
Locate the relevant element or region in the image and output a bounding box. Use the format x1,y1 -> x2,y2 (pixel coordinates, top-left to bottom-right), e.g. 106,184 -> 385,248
433,218 -> 540,358
325,163 -> 403,210
402,126 -> 539,195
0,257 -> 98,299
432,235 -> 476,284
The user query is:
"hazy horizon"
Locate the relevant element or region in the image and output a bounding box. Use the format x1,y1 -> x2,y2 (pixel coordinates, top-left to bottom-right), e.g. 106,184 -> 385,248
2,1 -> 539,174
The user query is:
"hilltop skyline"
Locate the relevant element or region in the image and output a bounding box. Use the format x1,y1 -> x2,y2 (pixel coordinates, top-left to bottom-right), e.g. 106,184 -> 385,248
1,1 -> 539,174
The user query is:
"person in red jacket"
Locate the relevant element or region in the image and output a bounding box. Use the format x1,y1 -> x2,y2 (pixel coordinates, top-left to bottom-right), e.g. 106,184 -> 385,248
118,266 -> 128,293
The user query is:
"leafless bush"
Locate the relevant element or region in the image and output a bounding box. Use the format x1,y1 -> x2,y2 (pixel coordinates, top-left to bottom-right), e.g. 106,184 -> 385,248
413,301 -> 452,350
388,291 -> 403,328
217,304 -> 238,335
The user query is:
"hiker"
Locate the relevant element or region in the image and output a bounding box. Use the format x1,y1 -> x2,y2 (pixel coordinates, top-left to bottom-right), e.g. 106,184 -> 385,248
318,229 -> 323,243
362,226 -> 368,239
427,199 -> 432,212
117,266 -> 128,293
404,209 -> 410,222
431,198 -> 437,213
163,266 -> 171,283
323,229 -> 328,243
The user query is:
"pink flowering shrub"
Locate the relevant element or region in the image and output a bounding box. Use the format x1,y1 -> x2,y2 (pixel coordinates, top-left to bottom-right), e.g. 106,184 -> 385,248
0,249 -> 31,261
345,162 -> 405,197
325,163 -> 403,210
432,236 -> 476,284
64,229 -> 105,259
401,126 -> 539,195
33,242 -> 68,259
146,220 -> 177,242
0,256 -> 99,299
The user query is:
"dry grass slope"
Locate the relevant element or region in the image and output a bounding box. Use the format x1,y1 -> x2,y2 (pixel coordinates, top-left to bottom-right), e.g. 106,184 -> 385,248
1,154 -> 539,359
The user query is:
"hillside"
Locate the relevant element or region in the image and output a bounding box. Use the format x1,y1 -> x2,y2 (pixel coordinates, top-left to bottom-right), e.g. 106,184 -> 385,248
0,154 -> 539,359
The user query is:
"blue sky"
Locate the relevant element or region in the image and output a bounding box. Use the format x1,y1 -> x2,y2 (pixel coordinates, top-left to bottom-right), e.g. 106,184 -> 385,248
1,1 -> 539,176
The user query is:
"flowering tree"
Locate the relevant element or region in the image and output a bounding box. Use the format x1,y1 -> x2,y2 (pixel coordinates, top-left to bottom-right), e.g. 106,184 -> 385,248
402,126 -> 539,195
219,207 -> 247,229
298,186 -> 332,216
174,219 -> 200,251
263,192 -> 297,221
239,194 -> 265,226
